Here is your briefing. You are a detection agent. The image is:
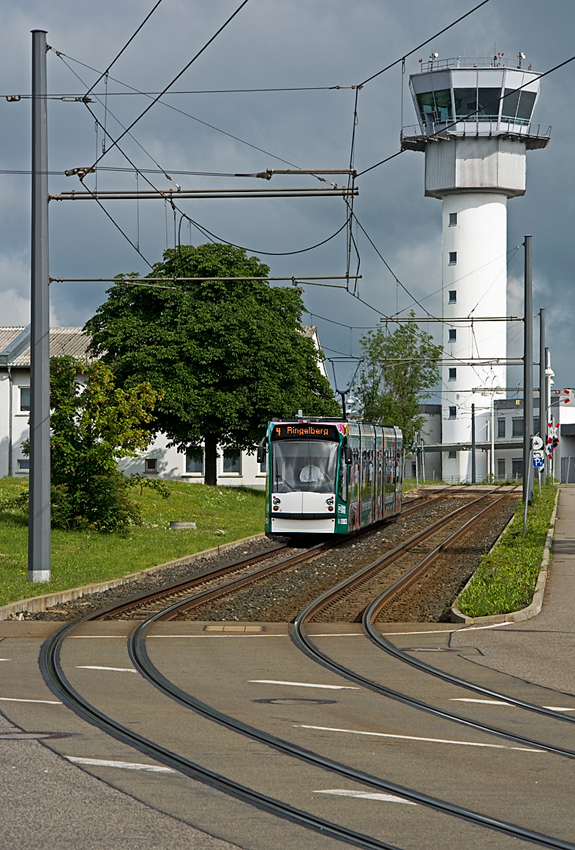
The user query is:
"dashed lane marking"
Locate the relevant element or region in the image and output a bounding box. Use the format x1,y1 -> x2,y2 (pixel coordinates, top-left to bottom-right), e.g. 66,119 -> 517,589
314,789 -> 416,805
250,680 -> 359,690
451,698 -> 575,712
0,696 -> 62,705
66,756 -> 174,772
296,724 -> 545,753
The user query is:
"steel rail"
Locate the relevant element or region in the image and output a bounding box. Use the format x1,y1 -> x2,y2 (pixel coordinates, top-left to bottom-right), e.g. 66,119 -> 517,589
38,621 -> 400,850
35,492 -> 575,849
294,489 -> 507,623
86,542 -> 289,620
288,494 -> 575,758
127,610 -> 575,850
84,490 -> 459,622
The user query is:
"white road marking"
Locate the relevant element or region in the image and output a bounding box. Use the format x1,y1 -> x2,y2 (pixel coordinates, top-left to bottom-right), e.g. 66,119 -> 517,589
544,706 -> 575,712
0,696 -> 62,705
250,680 -> 359,690
451,698 -> 575,713
0,658 -> 11,662
378,622 -> 513,636
451,698 -> 512,706
75,665 -> 136,673
296,724 -> 544,753
66,756 -> 173,773
314,789 -> 416,805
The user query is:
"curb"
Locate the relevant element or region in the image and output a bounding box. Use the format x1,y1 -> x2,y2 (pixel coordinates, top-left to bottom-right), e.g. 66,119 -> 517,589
450,486 -> 560,626
0,532 -> 266,621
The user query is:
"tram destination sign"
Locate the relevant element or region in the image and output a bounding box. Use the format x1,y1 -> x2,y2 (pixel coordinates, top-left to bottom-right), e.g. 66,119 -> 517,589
272,423 -> 340,441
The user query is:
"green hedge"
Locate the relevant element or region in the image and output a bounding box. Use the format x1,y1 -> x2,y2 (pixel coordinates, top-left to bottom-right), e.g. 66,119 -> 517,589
456,482 -> 557,618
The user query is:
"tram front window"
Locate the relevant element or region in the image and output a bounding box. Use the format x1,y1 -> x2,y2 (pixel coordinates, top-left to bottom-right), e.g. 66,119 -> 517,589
272,441 -> 338,493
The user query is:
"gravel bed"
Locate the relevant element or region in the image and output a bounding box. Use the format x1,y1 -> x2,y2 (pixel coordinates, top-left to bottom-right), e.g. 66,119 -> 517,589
16,492 -> 511,625
375,498 -> 519,622
22,535 -> 284,621
172,494 -> 490,623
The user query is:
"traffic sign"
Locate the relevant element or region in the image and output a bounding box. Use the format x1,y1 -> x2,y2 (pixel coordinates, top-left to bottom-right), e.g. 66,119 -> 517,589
532,436 -> 543,450
533,455 -> 544,468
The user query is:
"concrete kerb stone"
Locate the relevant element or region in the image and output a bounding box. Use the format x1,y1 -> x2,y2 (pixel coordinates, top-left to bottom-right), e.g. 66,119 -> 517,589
450,486 -> 560,626
0,532 -> 266,621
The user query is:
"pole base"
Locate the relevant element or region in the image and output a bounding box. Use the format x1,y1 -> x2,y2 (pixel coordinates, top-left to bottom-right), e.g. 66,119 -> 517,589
28,570 -> 51,583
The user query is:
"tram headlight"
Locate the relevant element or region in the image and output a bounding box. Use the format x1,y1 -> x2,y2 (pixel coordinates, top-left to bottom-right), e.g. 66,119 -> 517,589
272,496 -> 281,510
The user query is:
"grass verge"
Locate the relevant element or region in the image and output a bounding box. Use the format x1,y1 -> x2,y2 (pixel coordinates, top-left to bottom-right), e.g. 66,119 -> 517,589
0,477 -> 265,607
456,481 -> 557,618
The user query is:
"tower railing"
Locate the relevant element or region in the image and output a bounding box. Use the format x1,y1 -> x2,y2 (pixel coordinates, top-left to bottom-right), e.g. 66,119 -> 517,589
417,56 -> 535,73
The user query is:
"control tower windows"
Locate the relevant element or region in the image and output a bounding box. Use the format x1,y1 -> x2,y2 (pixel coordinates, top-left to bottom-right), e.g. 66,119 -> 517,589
454,88 -> 476,120
448,367 -> 457,380
448,290 -> 457,304
448,329 -> 456,343
416,89 -> 452,125
501,89 -> 536,125
477,88 -> 501,119
449,212 -> 457,226
448,251 -> 457,265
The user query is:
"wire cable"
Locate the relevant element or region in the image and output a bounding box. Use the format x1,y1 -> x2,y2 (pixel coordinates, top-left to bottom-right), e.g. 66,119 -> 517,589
84,0 -> 165,96
88,0 -> 252,170
358,0 -> 492,87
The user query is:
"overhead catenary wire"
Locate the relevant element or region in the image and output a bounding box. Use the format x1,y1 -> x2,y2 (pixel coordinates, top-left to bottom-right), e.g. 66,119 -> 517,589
86,0 -> 253,172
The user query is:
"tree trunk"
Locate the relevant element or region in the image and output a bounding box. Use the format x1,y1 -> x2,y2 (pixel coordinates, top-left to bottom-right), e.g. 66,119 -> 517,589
204,433 -> 218,486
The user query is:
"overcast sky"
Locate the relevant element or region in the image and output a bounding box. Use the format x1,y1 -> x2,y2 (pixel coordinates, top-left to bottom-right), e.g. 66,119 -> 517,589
0,0 -> 573,401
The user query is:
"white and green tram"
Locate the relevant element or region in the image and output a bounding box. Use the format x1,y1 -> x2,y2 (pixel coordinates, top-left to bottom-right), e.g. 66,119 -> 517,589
258,419 -> 403,536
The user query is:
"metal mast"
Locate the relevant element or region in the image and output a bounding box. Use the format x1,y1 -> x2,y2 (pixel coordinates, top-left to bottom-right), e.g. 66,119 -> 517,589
29,29 -> 51,582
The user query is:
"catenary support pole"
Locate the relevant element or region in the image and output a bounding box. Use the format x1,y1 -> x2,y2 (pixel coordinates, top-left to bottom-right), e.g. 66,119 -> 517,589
29,29 -> 51,582
523,236 -> 533,506
539,308 -> 546,485
471,404 -> 476,483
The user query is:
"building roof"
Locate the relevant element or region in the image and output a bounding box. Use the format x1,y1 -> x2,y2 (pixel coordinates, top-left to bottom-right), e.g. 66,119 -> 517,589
0,326 -> 92,367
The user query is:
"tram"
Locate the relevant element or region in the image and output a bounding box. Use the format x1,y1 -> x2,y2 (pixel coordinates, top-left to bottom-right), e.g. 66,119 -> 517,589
258,418 -> 403,536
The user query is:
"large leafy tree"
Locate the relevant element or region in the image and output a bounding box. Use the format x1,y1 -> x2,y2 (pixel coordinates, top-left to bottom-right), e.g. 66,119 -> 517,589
357,316 -> 442,447
85,243 -> 340,485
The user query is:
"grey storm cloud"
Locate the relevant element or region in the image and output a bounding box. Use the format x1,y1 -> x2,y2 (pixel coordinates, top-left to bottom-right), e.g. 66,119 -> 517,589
0,0 -> 573,394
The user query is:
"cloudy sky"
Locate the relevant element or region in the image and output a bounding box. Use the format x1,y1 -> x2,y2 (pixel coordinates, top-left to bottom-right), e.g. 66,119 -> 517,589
0,0 -> 573,400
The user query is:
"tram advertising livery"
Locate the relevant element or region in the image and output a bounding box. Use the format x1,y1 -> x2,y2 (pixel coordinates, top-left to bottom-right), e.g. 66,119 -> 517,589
258,419 -> 403,536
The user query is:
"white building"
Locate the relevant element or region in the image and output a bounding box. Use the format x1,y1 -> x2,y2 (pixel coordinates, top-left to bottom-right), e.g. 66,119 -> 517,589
403,53 -> 550,483
0,325 -> 327,489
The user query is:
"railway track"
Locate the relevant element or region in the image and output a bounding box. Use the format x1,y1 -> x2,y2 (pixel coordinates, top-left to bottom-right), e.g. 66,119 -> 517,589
37,484 -> 575,849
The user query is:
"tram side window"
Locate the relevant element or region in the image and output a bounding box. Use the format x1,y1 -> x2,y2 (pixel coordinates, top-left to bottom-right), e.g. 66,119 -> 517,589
338,457 -> 348,503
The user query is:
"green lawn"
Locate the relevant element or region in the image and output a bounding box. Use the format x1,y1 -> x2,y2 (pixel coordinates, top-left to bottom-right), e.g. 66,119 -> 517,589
0,477 -> 266,607
456,481 -> 557,618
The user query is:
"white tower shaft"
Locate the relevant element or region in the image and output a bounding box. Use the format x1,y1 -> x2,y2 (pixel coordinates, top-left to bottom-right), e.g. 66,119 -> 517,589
442,193 -> 507,483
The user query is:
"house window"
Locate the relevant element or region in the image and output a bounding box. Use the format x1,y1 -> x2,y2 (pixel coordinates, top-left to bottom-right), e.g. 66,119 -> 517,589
497,458 -> 506,479
448,251 -> 457,265
185,448 -> 204,474
448,406 -> 457,419
497,418 -> 506,438
223,449 -> 241,474
17,458 -> 29,473
448,367 -> 457,381
512,418 -> 524,438
448,329 -> 456,343
20,387 -> 30,412
449,212 -> 458,226
448,290 -> 457,304
512,458 -> 524,479
144,458 -> 157,474
448,450 -> 457,459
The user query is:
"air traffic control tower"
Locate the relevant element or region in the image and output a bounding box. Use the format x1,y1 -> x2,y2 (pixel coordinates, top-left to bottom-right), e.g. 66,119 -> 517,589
402,54 -> 550,482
